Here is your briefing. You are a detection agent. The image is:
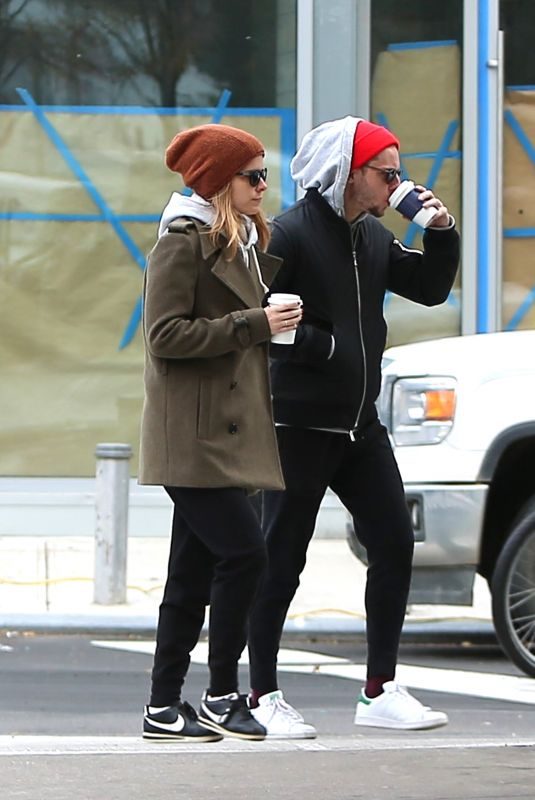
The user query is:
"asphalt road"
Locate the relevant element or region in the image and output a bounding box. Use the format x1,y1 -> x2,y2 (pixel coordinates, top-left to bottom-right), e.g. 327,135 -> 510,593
1,632 -> 534,799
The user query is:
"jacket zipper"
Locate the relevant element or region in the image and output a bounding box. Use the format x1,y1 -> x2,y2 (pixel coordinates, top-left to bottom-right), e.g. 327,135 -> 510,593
350,249 -> 367,441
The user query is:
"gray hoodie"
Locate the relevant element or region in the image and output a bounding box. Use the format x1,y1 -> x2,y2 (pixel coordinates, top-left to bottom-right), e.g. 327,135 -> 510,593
290,116 -> 362,217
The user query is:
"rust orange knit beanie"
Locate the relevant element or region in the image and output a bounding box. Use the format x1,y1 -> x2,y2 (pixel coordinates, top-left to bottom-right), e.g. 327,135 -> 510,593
165,123 -> 265,199
351,120 -> 399,170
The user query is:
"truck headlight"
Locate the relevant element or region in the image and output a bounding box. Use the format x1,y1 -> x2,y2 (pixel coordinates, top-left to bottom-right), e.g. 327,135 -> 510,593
391,377 -> 457,445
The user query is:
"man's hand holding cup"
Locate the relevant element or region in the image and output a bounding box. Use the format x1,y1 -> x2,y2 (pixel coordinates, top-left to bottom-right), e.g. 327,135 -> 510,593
389,180 -> 450,228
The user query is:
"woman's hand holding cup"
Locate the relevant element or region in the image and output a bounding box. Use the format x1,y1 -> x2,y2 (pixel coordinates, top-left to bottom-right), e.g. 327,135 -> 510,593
265,293 -> 303,343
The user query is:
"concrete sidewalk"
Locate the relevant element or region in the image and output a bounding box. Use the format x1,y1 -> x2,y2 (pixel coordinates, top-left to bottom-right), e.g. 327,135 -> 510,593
0,534 -> 495,640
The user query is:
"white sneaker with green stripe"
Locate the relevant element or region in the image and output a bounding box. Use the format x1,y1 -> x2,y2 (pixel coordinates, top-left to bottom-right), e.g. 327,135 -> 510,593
354,681 -> 448,730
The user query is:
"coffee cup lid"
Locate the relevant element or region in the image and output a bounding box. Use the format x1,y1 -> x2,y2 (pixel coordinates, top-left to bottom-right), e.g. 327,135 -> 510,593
268,293 -> 301,304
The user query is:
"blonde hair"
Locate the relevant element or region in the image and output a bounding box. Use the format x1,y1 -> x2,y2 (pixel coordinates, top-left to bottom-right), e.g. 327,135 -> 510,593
210,183 -> 270,260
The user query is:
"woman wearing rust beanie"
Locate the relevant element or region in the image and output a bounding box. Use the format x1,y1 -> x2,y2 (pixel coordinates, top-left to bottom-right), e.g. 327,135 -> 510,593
139,123 -> 302,743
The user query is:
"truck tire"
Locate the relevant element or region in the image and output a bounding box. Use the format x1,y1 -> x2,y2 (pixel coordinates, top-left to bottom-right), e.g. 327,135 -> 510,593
491,497 -> 535,677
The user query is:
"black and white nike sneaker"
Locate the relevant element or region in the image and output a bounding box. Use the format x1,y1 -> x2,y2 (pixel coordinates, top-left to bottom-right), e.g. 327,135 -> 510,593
197,691 -> 267,740
143,701 -> 223,741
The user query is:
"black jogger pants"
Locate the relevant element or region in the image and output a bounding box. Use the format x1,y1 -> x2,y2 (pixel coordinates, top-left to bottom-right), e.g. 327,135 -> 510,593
248,421 -> 414,694
150,486 -> 267,706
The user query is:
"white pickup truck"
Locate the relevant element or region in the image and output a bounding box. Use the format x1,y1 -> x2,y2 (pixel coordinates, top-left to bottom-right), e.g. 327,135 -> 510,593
346,330 -> 535,677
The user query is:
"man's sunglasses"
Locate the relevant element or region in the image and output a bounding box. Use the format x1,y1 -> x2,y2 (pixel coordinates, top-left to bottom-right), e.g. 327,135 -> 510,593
365,165 -> 402,184
236,167 -> 268,187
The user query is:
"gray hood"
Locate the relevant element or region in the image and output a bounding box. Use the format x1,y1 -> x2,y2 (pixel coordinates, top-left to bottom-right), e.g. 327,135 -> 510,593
290,116 -> 362,216
157,192 -> 216,239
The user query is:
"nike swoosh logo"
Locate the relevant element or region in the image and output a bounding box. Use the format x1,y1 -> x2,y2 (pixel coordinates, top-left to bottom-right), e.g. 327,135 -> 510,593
145,715 -> 185,733
200,705 -> 228,724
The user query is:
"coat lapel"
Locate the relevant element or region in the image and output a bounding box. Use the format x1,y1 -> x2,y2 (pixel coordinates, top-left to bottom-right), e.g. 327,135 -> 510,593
195,219 -> 282,308
211,251 -> 262,308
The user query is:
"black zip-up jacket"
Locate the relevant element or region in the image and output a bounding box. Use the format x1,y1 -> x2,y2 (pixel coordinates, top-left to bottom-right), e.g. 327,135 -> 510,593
267,188 -> 460,433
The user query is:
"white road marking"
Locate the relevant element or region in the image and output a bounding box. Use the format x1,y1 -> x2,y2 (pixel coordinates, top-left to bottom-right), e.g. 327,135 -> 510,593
92,640 -> 535,706
1,734 -> 535,757
91,639 -> 348,665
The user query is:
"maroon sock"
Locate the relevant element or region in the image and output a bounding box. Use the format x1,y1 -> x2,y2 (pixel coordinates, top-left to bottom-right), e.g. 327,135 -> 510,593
249,688 -> 276,709
365,675 -> 393,699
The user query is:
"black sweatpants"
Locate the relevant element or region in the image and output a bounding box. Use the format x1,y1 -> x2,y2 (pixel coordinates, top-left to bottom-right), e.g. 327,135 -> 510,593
150,486 -> 267,706
248,421 -> 414,694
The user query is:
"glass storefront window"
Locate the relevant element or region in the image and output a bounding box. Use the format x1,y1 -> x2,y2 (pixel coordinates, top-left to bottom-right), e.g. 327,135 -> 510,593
0,0 -> 297,478
1,0 -> 296,109
370,0 -> 463,347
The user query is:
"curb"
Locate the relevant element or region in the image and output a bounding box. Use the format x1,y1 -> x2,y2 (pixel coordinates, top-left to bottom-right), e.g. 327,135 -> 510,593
0,613 -> 497,644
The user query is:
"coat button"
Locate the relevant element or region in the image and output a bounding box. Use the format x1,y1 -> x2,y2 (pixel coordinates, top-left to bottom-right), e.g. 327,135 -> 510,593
228,423 -> 239,434
230,381 -> 238,390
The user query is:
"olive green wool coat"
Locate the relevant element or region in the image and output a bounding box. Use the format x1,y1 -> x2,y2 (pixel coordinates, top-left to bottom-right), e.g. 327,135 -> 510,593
138,219 -> 284,492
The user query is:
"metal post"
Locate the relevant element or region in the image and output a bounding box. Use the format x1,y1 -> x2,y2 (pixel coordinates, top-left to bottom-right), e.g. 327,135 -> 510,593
94,443 -> 132,604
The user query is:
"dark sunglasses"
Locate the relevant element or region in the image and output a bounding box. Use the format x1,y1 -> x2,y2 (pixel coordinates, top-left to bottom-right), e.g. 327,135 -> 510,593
236,167 -> 268,187
365,164 -> 402,184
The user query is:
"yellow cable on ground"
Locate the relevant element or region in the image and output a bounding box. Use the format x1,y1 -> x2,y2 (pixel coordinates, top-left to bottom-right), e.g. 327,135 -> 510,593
0,577 -> 93,587
0,576 -> 163,595
287,608 -> 366,620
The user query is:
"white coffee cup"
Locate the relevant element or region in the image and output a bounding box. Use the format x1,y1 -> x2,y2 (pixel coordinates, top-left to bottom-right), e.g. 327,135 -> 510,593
388,180 -> 439,229
268,292 -> 302,344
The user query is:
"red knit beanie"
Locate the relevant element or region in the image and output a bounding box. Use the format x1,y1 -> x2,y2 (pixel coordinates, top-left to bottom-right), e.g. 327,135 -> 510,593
351,120 -> 400,170
165,123 -> 265,199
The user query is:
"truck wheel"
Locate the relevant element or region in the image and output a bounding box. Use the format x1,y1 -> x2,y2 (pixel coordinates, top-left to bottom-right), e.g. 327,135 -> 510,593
491,498 -> 535,677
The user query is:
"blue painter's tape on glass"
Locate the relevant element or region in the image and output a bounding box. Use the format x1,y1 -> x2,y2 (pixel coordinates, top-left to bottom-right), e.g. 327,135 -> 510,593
5,88 -> 297,348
